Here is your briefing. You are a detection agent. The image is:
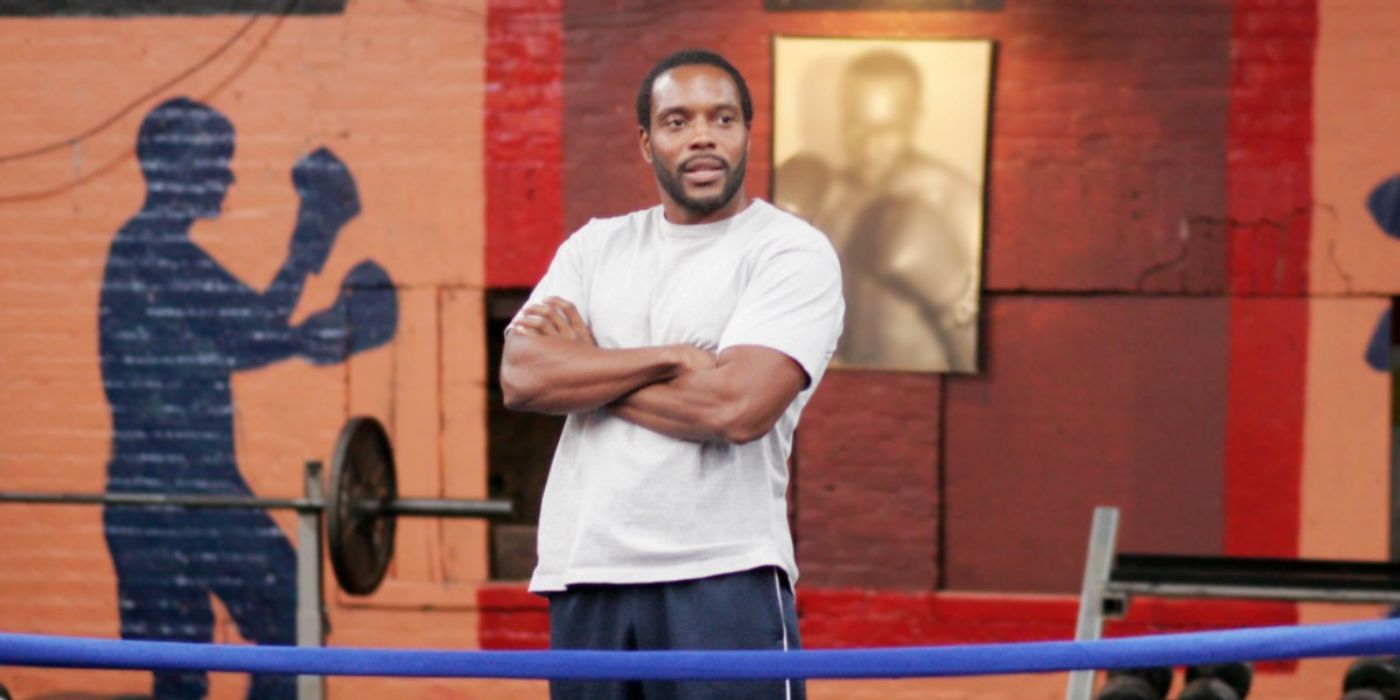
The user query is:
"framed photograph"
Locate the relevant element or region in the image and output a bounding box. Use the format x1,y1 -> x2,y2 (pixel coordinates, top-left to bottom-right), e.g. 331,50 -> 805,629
772,36 -> 993,374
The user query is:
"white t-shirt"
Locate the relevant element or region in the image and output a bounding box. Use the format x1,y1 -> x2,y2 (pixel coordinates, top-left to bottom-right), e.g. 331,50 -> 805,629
514,199 -> 845,593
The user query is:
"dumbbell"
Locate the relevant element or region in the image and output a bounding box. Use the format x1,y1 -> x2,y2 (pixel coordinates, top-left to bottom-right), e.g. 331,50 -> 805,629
1180,662 -> 1253,700
1343,657 -> 1400,700
1097,667 -> 1174,700
1346,692 -> 1390,700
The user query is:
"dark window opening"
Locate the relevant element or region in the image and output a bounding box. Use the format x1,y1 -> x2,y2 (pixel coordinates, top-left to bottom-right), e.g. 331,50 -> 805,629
1389,297 -> 1400,562
486,290 -> 564,581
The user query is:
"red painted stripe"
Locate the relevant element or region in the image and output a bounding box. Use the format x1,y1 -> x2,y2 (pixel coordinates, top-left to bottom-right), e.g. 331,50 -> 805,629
476,585 -> 1296,652
484,0 -> 564,289
1223,300 -> 1308,556
479,584 -> 552,651
1222,0 -> 1316,555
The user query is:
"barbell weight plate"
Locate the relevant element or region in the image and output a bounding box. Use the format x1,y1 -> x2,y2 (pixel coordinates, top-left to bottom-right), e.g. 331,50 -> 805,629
327,416 -> 397,596
1179,677 -> 1240,700
1106,667 -> 1173,699
1186,662 -> 1253,698
1344,657 -> 1400,697
1095,674 -> 1162,700
1344,691 -> 1390,700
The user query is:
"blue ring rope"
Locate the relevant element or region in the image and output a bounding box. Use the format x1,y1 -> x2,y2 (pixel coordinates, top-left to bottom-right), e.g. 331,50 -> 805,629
2,619 -> 1400,680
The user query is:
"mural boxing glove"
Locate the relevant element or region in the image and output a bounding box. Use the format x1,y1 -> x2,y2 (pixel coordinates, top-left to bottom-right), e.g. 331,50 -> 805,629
289,146 -> 361,275
299,260 -> 398,364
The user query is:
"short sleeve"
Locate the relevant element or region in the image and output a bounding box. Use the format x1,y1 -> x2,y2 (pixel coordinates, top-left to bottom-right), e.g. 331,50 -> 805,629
718,245 -> 845,389
506,225 -> 591,335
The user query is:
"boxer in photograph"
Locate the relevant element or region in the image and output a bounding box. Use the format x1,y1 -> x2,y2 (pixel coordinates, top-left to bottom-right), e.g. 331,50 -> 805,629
775,49 -> 979,371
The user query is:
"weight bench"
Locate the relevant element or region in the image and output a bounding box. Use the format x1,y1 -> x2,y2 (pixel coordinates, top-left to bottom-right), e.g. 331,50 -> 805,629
1065,506 -> 1400,700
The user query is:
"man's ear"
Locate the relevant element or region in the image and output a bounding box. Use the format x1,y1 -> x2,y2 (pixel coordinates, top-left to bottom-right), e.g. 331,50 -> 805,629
638,126 -> 654,164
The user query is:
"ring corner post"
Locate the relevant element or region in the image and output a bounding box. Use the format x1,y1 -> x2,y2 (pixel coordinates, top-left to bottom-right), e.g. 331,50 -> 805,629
298,459 -> 326,700
1065,506 -> 1121,700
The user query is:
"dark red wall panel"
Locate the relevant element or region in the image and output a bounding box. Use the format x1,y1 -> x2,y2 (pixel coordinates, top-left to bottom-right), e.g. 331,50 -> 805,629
554,0 -> 1239,593
944,297 -> 1230,592
796,371 -> 942,590
560,0 -> 1233,293
986,6 -> 1232,294
477,0 -> 1316,600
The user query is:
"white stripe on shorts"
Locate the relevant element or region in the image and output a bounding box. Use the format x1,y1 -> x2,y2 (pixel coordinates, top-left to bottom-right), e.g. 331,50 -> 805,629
773,569 -> 792,700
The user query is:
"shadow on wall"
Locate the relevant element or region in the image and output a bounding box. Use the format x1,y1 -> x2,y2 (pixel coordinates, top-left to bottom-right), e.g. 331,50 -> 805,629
98,97 -> 397,699
1364,175 -> 1400,371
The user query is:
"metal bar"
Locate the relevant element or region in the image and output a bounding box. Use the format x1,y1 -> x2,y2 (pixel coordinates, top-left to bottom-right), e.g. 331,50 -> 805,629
1066,506 -> 1120,700
1114,552 -> 1400,579
364,498 -> 513,518
0,491 -> 319,511
1105,581 -> 1400,604
0,491 -> 513,519
296,461 -> 326,700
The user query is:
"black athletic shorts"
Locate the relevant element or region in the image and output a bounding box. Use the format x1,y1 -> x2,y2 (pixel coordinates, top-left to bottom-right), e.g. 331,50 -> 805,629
547,566 -> 804,700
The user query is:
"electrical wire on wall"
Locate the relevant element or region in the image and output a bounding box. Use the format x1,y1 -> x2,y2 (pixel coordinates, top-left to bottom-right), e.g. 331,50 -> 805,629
0,0 -> 298,203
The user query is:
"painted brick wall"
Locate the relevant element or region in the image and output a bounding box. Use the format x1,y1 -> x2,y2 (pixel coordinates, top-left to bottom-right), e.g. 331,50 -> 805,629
556,0 -> 1244,592
6,0 -> 1391,696
1301,0 -> 1400,562
0,2 -> 495,697
1222,0 -> 1316,558
486,0 -> 563,288
796,372 -> 942,590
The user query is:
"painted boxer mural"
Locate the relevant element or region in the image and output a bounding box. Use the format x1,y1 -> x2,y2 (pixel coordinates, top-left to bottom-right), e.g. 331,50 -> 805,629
99,97 -> 397,699
1363,175 -> 1399,372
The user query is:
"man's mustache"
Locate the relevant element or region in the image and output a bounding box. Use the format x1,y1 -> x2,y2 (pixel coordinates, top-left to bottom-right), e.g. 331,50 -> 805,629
679,155 -> 730,174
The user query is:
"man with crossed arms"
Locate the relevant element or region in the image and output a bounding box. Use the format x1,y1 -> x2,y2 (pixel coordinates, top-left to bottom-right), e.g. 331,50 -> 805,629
501,48 -> 844,700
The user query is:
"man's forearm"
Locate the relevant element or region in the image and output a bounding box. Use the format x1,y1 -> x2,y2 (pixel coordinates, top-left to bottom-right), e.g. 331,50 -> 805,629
500,333 -> 684,415
610,396 -> 724,442
610,372 -> 738,443
609,346 -> 808,445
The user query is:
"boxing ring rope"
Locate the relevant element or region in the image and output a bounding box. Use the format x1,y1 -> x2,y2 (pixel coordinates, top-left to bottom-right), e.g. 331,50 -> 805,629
2,618 -> 1400,681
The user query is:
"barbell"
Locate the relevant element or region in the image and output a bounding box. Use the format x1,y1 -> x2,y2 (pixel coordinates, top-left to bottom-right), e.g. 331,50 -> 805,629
0,416 -> 513,596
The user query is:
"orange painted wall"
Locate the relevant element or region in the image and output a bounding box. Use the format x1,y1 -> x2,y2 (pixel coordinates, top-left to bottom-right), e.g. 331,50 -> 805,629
1300,0 -> 1400,559
1312,0 -> 1400,294
0,1 -> 498,697
1301,298 -> 1390,560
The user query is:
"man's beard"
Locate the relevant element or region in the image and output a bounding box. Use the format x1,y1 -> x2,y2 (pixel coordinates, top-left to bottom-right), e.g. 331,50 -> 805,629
654,151 -> 748,218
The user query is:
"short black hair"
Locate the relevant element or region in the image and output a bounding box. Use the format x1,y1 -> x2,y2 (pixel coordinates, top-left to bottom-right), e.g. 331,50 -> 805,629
636,49 -> 753,132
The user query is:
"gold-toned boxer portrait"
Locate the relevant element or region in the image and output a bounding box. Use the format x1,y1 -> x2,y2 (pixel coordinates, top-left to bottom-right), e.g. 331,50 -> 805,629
773,36 -> 993,374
